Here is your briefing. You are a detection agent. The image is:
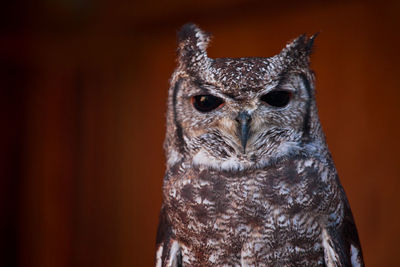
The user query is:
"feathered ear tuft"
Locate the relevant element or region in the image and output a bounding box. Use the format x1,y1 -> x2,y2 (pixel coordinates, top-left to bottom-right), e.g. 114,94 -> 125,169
280,33 -> 319,65
177,23 -> 211,68
178,23 -> 211,51
306,32 -> 319,56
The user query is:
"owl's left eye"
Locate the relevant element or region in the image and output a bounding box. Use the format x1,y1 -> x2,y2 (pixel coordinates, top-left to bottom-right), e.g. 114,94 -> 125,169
192,95 -> 224,112
260,90 -> 292,108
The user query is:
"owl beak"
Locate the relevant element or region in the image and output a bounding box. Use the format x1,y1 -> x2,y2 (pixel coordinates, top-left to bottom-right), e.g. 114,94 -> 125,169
236,111 -> 252,153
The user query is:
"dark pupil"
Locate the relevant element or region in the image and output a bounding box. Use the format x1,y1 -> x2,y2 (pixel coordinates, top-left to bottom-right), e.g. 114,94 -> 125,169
260,90 -> 292,108
192,95 -> 224,112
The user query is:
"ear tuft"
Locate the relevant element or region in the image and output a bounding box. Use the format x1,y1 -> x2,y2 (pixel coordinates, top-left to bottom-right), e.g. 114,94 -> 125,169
306,32 -> 319,56
178,23 -> 211,51
176,23 -> 211,68
280,33 -> 319,65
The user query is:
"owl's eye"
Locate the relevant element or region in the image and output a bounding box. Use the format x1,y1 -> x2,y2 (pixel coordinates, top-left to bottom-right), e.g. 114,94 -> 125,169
260,90 -> 292,108
192,95 -> 224,112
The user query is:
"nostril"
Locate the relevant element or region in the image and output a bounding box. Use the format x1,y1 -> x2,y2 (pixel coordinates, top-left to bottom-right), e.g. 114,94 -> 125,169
236,111 -> 252,123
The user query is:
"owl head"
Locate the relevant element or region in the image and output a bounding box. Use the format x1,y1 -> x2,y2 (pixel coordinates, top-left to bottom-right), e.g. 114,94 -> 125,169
165,24 -> 327,171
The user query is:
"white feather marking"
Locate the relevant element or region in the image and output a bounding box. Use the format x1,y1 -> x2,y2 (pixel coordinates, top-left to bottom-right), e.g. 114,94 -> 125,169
194,196 -> 202,204
155,245 -> 163,267
167,241 -> 180,267
167,149 -> 181,166
169,188 -> 177,198
199,180 -> 209,186
192,149 -> 216,167
320,168 -> 328,182
351,244 -> 361,267
195,54 -> 204,61
296,161 -> 305,173
203,199 -> 214,205
276,141 -> 302,157
208,253 -> 217,263
195,31 -> 208,50
192,149 -> 246,171
253,243 -> 262,253
322,228 -> 340,267
304,159 -> 313,167
221,157 -> 243,171
240,247 -> 251,267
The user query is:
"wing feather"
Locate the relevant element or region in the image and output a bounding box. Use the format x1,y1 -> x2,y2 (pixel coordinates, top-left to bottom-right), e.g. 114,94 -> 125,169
322,196 -> 364,267
155,206 -> 182,267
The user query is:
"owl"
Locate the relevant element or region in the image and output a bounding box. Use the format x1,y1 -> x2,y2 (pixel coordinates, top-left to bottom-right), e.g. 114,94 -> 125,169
155,24 -> 364,267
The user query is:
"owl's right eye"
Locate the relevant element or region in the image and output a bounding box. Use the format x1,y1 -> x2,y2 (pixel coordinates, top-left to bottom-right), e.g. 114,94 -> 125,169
192,95 -> 224,112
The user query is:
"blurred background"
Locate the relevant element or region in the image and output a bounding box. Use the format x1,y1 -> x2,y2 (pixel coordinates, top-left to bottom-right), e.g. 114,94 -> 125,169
1,0 -> 399,266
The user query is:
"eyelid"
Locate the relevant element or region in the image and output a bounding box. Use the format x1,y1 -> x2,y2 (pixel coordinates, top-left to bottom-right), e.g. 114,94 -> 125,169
272,84 -> 295,92
187,92 -> 228,100
193,82 -> 231,99
258,85 -> 296,98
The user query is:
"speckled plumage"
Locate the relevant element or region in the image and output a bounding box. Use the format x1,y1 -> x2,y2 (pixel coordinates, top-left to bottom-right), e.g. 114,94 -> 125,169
156,24 -> 364,267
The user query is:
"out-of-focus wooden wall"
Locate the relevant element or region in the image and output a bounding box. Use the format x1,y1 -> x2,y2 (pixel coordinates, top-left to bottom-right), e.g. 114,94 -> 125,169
1,0 -> 399,266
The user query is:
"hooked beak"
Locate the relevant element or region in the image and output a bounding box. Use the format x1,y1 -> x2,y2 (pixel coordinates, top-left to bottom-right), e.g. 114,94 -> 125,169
236,111 -> 252,153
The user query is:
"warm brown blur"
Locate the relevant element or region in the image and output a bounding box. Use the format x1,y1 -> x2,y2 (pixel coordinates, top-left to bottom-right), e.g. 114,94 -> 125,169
1,0 -> 399,266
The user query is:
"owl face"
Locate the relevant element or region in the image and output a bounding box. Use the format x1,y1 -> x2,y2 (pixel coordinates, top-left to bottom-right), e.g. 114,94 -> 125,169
166,24 -> 322,171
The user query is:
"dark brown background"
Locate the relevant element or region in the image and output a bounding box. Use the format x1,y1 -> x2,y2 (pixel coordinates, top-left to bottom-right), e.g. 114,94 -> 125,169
1,0 -> 399,266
